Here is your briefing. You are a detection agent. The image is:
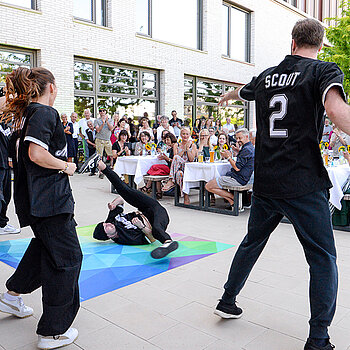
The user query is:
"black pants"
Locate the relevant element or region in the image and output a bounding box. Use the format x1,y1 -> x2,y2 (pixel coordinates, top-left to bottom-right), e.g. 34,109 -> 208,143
103,166 -> 172,243
0,168 -> 11,228
73,138 -> 79,170
221,190 -> 337,339
6,214 -> 82,336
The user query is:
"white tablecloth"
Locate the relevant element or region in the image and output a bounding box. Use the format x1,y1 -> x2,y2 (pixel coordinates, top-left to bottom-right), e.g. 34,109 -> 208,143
327,164 -> 350,210
182,161 -> 232,195
114,156 -> 167,186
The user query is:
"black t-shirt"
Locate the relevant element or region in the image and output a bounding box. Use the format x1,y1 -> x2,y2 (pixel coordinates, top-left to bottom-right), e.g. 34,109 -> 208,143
239,55 -> 346,198
86,129 -> 96,154
106,206 -> 149,245
0,122 -> 11,169
112,141 -> 128,156
14,103 -> 74,226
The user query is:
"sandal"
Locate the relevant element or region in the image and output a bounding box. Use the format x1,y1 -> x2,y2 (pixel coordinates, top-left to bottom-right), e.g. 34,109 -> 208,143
162,181 -> 175,192
156,192 -> 163,200
140,186 -> 151,193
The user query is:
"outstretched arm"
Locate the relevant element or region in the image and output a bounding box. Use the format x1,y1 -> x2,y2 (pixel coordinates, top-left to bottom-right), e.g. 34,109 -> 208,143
218,88 -> 242,106
325,88 -> 350,135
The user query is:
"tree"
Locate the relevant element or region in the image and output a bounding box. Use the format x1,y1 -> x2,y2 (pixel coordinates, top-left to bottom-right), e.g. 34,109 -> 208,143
318,0 -> 350,100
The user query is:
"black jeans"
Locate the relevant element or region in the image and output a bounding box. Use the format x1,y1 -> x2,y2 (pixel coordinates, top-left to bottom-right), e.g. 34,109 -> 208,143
0,168 -> 11,228
222,190 -> 337,340
103,166 -> 172,243
6,213 -> 82,336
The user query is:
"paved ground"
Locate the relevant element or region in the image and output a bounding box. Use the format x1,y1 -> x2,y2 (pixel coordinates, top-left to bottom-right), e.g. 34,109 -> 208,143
1,173 -> 350,350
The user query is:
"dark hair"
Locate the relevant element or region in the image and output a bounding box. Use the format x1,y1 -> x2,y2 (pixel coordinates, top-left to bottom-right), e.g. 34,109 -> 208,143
2,67 -> 55,126
218,132 -> 229,144
165,132 -> 177,144
171,110 -> 176,114
143,112 -> 149,117
161,130 -> 169,139
118,129 -> 129,141
140,131 -> 151,142
292,18 -> 324,49
140,117 -> 149,125
118,118 -> 127,126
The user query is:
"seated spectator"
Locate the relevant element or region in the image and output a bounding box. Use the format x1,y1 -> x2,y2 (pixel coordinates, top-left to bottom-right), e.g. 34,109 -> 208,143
143,133 -> 177,199
86,120 -> 97,175
209,127 -> 218,146
162,127 -> 197,205
135,131 -> 151,156
112,130 -> 131,159
330,125 -> 349,158
156,130 -> 169,150
197,129 -> 211,159
169,110 -> 183,138
156,116 -> 175,143
214,119 -> 222,136
216,132 -> 229,151
222,116 -> 236,142
205,128 -> 254,210
137,117 -> 154,141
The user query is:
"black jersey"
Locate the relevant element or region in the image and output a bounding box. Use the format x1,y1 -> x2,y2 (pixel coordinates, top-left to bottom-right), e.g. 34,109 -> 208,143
0,122 -> 11,169
239,55 -> 346,198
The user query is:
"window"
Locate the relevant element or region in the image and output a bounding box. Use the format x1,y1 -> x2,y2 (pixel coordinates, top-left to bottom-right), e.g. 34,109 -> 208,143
73,0 -> 107,26
0,47 -> 34,86
74,59 -> 159,121
222,3 -> 251,62
136,0 -> 203,50
184,76 -> 248,128
1,0 -> 35,9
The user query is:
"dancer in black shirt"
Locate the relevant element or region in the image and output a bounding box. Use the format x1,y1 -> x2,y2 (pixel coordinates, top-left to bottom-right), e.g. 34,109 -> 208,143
215,19 -> 350,350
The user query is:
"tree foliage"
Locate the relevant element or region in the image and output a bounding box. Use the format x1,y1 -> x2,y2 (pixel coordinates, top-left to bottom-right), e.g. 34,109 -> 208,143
318,0 -> 350,100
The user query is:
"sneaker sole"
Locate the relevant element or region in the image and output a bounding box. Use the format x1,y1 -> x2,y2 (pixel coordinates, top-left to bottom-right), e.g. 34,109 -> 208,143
151,241 -> 179,259
0,303 -> 33,318
214,309 -> 243,319
38,334 -> 79,350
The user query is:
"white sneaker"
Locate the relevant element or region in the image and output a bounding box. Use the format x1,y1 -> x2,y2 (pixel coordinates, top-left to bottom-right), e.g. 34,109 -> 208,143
37,328 -> 79,350
0,293 -> 33,318
0,224 -> 21,235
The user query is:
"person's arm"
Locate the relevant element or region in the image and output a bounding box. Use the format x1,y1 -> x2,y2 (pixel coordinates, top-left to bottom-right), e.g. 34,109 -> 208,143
131,217 -> 156,243
106,119 -> 114,131
28,143 -> 76,175
187,142 -> 197,162
95,120 -> 104,133
218,88 -> 242,106
221,149 -> 240,171
324,87 -> 350,135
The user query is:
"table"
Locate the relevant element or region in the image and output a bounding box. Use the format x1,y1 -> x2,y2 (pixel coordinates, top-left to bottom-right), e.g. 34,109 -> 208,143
327,164 -> 350,210
114,155 -> 167,186
182,161 -> 232,195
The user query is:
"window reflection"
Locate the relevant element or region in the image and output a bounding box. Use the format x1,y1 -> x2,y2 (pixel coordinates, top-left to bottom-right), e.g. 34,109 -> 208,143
3,0 -> 33,9
0,49 -> 32,84
74,96 -> 95,118
73,0 -> 106,26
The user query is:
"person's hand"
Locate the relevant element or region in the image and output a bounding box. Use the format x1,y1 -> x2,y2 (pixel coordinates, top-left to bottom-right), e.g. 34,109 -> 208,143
333,128 -> 340,136
64,163 -> 76,176
220,150 -> 231,159
230,143 -> 240,153
218,91 -> 234,106
343,151 -> 350,164
125,146 -> 129,151
97,160 -> 106,171
131,217 -> 144,229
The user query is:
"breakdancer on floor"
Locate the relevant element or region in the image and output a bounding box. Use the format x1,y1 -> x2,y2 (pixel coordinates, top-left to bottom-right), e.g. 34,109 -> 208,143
94,159 -> 178,259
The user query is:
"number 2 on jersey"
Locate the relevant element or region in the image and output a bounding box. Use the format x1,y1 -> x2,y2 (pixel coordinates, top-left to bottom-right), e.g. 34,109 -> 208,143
269,94 -> 288,138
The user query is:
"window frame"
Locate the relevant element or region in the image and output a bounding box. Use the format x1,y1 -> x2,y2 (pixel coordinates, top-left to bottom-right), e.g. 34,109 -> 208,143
184,75 -> 249,127
74,58 -> 160,119
1,0 -> 36,9
137,0 -> 203,51
73,0 -> 107,27
222,2 -> 251,63
0,46 -> 35,87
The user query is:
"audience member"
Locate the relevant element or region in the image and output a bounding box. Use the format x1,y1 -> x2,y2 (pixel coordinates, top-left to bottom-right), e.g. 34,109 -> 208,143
169,110 -> 183,138
127,117 -> 137,143
137,117 -> 154,140
162,127 -> 197,205
135,131 -> 151,156
197,129 -> 211,159
214,119 -> 222,135
70,112 -> 80,170
216,132 -> 230,151
112,130 -> 131,159
205,119 -> 212,130
94,107 -> 114,178
156,130 -> 169,150
205,128 -> 254,210
249,129 -> 256,146
156,116 -> 175,143
152,114 -> 162,137
222,116 -> 236,141
85,120 -> 97,176
61,113 -> 74,163
330,125 -> 350,157
79,108 -> 95,159
209,127 -> 218,146
110,112 -> 120,144
322,117 -> 333,142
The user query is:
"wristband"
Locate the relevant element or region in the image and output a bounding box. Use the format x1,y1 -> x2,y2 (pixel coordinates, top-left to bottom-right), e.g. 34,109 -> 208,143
58,162 -> 68,173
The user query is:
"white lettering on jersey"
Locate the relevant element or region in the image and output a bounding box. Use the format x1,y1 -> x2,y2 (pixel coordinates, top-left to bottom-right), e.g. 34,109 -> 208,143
114,214 -> 138,230
55,145 -> 67,157
265,72 -> 301,89
0,124 -> 11,137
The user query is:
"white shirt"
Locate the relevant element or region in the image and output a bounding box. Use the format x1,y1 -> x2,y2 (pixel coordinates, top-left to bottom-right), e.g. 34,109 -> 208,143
79,117 -> 95,138
156,125 -> 175,143
72,122 -> 80,139
210,135 -> 218,146
223,123 -> 235,136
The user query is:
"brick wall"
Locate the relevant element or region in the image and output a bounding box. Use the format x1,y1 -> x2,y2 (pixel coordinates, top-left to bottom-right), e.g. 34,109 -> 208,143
0,0 -> 307,127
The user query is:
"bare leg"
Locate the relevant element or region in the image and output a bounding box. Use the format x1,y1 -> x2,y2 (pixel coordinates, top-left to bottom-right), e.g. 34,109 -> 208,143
205,180 -> 234,205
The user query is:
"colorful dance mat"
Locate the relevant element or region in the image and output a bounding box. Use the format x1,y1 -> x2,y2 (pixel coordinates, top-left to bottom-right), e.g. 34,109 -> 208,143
0,225 -> 233,301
